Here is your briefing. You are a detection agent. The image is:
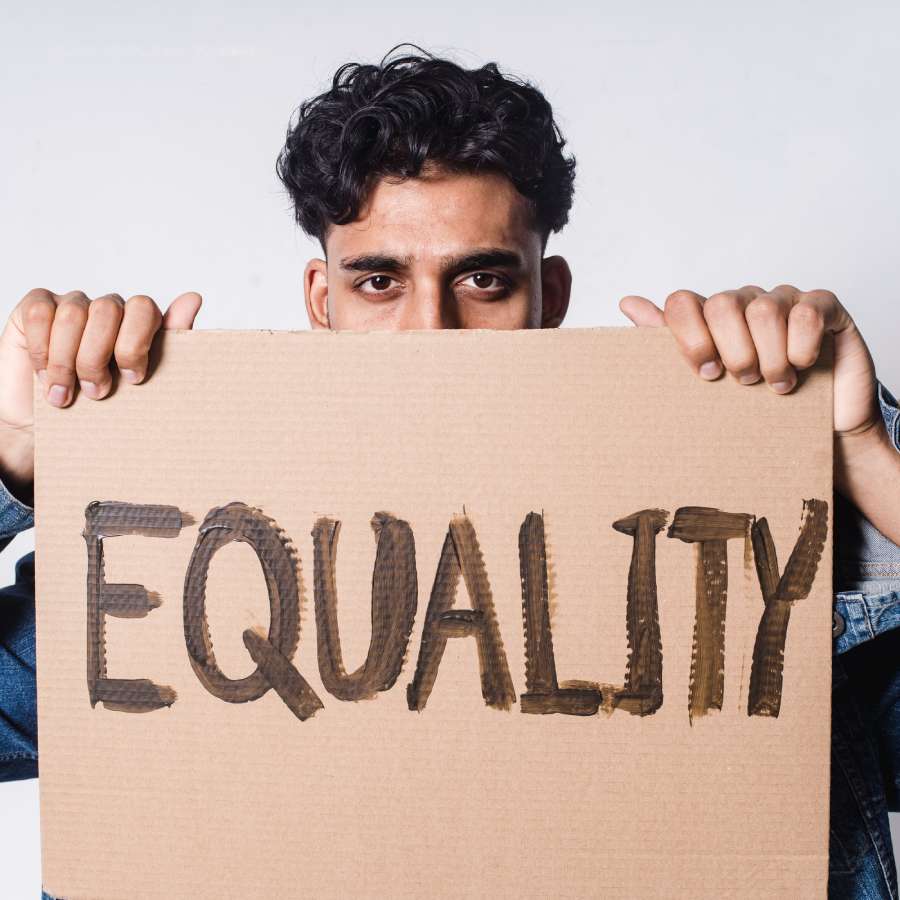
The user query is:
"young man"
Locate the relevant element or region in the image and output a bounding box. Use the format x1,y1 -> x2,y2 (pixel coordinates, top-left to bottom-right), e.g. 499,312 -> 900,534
1,48 -> 899,900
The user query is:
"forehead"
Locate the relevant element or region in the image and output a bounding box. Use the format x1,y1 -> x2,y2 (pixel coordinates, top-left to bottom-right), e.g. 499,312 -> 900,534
325,167 -> 540,260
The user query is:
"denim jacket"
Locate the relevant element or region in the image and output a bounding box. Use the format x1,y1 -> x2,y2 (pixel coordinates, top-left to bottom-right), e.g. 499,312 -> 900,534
830,382 -> 900,899
4,382 -> 900,900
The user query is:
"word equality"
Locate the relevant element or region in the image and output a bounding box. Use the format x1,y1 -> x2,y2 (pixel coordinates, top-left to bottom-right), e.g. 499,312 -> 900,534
83,498 -> 828,723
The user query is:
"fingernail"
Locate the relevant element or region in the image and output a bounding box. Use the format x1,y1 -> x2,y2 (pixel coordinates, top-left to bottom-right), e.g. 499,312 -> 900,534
771,379 -> 795,394
699,360 -> 721,379
739,373 -> 759,385
48,384 -> 70,407
120,369 -> 141,384
80,380 -> 99,398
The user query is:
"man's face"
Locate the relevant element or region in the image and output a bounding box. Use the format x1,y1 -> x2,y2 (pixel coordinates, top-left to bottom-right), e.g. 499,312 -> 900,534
303,166 -> 571,331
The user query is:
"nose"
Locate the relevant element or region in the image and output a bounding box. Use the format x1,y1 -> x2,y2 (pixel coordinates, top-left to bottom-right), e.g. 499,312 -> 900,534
397,285 -> 460,330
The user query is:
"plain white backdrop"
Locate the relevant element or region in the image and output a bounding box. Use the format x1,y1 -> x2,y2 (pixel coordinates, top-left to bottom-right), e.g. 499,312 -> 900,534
2,1 -> 899,896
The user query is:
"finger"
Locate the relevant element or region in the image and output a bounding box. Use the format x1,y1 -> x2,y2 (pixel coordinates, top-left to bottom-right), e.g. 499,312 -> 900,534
163,292 -> 203,330
787,288 -> 858,371
114,295 -> 163,384
702,287 -> 762,384
663,290 -> 722,379
744,285 -> 797,393
794,289 -> 854,334
19,288 -> 59,385
785,301 -> 826,370
619,295 -> 665,327
790,289 -> 876,433
46,291 -> 90,407
75,294 -> 125,400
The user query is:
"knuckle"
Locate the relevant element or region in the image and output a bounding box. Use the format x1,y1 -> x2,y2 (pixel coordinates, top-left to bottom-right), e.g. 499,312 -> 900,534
47,362 -> 76,381
55,299 -> 89,326
664,291 -> 698,319
75,346 -> 111,376
28,346 -> 48,367
60,290 -> 90,306
703,292 -> 737,318
75,363 -> 109,384
114,343 -> 145,367
728,353 -> 758,374
682,338 -> 714,360
745,296 -> 780,323
126,294 -> 162,318
76,364 -> 110,384
807,288 -> 838,306
23,295 -> 55,325
789,349 -> 818,369
665,289 -> 695,307
89,296 -> 125,323
790,303 -> 823,330
22,287 -> 55,306
760,363 -> 792,383
771,283 -> 799,295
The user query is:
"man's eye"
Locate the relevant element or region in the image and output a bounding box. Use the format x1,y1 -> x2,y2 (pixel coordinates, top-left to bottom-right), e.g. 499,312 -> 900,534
359,274 -> 396,293
460,272 -> 504,290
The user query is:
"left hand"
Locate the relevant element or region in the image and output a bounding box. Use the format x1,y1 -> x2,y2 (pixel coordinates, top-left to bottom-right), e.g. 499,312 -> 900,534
619,284 -> 880,439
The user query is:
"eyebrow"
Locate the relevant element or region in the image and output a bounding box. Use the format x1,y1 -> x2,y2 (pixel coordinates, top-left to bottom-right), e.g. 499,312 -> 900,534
338,248 -> 525,276
339,254 -> 411,273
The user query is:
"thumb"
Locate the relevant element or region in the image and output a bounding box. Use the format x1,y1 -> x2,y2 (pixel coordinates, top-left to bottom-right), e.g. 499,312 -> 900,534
163,292 -> 203,330
619,295 -> 665,327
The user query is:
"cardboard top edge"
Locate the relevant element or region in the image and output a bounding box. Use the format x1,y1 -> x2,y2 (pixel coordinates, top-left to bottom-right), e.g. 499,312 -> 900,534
148,326 -> 834,370
158,325 -> 645,337
149,327 -> 834,355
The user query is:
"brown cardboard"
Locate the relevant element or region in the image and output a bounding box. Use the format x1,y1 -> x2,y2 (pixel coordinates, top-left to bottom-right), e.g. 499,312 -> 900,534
34,327 -> 834,899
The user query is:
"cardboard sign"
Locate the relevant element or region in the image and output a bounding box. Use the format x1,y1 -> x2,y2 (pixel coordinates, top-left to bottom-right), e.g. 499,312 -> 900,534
34,328 -> 833,899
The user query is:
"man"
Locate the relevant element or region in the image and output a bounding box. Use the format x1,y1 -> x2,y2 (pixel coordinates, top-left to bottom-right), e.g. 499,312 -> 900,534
1,47 -> 898,899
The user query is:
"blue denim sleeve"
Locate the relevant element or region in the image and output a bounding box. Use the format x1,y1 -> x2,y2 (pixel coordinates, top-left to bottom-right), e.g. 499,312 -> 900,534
876,380 -> 900,453
828,382 -> 900,898
0,472 -> 37,782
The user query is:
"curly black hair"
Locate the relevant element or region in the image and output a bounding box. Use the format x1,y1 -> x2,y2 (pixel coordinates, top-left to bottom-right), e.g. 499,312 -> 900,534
275,44 -> 576,249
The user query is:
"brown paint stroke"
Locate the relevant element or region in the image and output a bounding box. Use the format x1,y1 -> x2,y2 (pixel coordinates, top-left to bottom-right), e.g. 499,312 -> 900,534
311,512 -> 417,701
748,498 -> 828,717
83,501 -> 189,712
243,628 -> 325,721
609,508 -> 669,715
100,586 -> 161,618
518,512 -> 602,715
408,514 -> 516,711
183,502 -> 322,720
668,507 -> 754,721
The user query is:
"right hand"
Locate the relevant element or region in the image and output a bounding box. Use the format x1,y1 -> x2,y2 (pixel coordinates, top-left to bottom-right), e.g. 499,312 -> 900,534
0,289 -> 202,494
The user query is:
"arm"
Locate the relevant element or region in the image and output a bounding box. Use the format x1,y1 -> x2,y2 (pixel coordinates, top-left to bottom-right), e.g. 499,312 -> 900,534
0,288 -> 202,782
835,380 -> 900,547
0,475 -> 37,782
619,284 -> 897,542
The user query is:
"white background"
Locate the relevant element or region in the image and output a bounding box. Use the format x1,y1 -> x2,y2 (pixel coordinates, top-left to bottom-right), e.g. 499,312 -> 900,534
1,1 -> 898,896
